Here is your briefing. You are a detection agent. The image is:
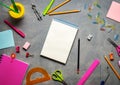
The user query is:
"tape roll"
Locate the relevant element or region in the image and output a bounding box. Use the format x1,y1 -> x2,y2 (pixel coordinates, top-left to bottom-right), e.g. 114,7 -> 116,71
9,2 -> 25,19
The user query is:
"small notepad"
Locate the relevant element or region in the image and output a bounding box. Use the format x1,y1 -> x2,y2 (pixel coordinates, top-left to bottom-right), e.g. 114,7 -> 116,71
40,18 -> 78,64
0,30 -> 15,49
0,54 -> 29,85
106,1 -> 120,22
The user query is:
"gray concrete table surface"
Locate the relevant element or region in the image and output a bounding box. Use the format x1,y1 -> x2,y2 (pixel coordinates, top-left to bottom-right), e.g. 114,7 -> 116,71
0,0 -> 120,85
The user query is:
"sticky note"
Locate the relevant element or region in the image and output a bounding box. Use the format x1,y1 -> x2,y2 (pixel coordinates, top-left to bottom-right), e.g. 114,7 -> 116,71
0,30 -> 15,49
106,1 -> 120,22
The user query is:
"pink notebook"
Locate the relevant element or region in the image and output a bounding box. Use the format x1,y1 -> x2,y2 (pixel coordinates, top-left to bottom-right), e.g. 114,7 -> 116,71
106,1 -> 120,22
0,54 -> 29,85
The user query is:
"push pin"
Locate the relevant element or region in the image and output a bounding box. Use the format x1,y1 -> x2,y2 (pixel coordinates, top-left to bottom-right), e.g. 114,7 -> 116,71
109,52 -> 114,61
11,53 -> 16,63
26,52 -> 34,58
16,46 -> 20,53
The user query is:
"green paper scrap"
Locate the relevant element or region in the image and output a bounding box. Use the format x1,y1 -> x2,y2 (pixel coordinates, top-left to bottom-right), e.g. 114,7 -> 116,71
42,0 -> 55,16
11,0 -> 19,13
0,1 -> 16,13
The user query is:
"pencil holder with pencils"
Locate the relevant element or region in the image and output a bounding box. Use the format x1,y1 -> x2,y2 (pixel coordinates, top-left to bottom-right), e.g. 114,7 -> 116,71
9,2 -> 25,19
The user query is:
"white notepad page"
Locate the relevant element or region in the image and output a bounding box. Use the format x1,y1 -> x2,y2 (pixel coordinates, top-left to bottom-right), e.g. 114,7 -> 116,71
40,18 -> 78,64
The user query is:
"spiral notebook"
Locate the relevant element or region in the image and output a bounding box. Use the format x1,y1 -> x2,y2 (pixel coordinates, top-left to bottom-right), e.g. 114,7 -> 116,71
40,18 -> 78,64
0,54 -> 29,85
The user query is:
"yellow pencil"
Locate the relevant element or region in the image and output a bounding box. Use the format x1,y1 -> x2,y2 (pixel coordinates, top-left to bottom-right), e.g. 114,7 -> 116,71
104,56 -> 120,80
48,10 -> 80,16
47,0 -> 71,14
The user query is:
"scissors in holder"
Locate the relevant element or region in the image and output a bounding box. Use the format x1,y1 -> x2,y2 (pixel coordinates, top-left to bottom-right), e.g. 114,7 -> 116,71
52,70 -> 67,85
107,38 -> 120,57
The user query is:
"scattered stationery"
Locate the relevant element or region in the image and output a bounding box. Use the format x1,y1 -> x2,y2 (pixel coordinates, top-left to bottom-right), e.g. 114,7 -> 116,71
77,59 -> 100,85
0,54 -> 29,85
0,30 -> 15,49
26,67 -> 51,85
4,20 -> 25,38
42,0 -> 55,16
106,1 -> 120,22
40,18 -> 78,64
104,56 -> 120,80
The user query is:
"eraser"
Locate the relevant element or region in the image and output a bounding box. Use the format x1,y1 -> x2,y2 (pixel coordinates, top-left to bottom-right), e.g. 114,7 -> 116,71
23,42 -> 31,51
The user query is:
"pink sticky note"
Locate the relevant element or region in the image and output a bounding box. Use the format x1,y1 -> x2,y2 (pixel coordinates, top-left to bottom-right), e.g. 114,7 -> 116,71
106,1 -> 120,22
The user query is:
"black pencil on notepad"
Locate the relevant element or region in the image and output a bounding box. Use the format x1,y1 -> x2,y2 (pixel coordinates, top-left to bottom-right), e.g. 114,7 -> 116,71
77,38 -> 80,74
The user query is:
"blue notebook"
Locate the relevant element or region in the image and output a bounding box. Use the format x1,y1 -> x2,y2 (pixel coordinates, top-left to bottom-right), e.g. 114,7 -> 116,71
40,18 -> 78,64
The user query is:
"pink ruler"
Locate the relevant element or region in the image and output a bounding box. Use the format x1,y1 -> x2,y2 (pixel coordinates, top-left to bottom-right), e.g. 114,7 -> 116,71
77,59 -> 100,85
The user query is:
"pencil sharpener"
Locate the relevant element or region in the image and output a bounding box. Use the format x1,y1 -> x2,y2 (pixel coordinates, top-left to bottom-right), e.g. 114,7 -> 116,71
87,34 -> 93,41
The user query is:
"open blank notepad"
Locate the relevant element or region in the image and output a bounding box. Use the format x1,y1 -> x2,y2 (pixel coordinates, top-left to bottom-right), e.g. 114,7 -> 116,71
40,18 -> 78,64
0,54 -> 29,85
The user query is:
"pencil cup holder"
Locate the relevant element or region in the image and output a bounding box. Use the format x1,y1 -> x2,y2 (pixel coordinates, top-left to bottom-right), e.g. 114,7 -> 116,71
9,2 -> 25,19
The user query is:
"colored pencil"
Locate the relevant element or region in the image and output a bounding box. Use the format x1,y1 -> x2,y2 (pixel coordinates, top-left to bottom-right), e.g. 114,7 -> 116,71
42,0 -> 55,16
104,56 -> 120,80
47,0 -> 71,14
48,10 -> 80,16
77,38 -> 80,74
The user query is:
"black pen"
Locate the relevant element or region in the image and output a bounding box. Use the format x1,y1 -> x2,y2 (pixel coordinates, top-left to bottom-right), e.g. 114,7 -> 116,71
77,38 -> 80,74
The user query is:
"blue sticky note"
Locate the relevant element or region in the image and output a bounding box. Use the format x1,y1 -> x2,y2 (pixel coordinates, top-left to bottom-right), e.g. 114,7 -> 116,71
0,30 -> 15,49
